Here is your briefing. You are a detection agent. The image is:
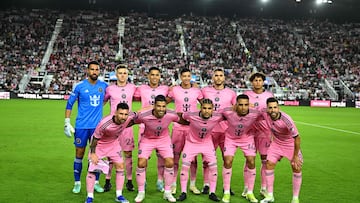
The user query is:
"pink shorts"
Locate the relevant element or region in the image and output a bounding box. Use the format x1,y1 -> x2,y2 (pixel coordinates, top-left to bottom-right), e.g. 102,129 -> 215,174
138,136 -> 173,159
171,127 -> 188,155
91,142 -> 123,164
224,135 -> 256,157
267,141 -> 303,164
211,131 -> 225,152
255,135 -> 271,155
138,124 -> 145,143
182,140 -> 217,165
119,127 -> 135,151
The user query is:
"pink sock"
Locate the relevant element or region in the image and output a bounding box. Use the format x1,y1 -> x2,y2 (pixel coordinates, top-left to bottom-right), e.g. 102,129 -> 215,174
209,163 -> 218,193
203,162 -> 209,185
222,167 -> 232,191
292,172 -> 302,197
106,163 -> 113,179
180,163 -> 190,193
173,153 -> 180,184
164,167 -> 174,191
157,154 -> 164,181
243,162 -> 248,188
125,156 -> 133,181
247,168 -> 256,191
265,169 -> 275,193
190,160 -> 198,182
86,172 -> 96,193
261,160 -> 267,188
136,167 -> 146,192
116,169 -> 125,191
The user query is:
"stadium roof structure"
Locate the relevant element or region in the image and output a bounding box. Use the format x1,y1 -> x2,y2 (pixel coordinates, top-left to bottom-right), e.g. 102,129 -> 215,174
1,0 -> 359,21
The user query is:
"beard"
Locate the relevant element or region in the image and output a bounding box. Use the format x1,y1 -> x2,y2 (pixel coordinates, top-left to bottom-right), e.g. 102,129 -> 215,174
89,74 -> 98,81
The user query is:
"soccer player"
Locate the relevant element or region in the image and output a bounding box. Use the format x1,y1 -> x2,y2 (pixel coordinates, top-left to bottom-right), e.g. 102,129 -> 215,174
221,94 -> 262,203
167,68 -> 203,195
260,97 -> 303,203
243,72 -> 274,197
85,103 -> 134,203
103,64 -> 137,192
133,67 -> 169,192
177,99 -> 223,202
133,95 -> 180,203
201,68 -> 236,194
64,61 -> 107,194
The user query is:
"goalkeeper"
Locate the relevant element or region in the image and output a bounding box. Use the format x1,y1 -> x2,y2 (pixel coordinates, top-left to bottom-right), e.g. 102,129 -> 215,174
64,61 -> 108,194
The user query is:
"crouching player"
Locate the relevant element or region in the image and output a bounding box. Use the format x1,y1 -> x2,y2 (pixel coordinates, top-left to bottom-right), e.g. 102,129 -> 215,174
85,103 -> 134,203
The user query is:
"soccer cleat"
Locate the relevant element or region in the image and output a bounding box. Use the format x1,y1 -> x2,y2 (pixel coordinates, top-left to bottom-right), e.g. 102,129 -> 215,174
260,188 -> 267,197
72,183 -> 81,194
104,182 -> 112,192
242,187 -> 248,197
134,192 -> 145,203
163,192 -> 177,202
85,197 -> 93,203
177,192 -> 187,201
222,193 -> 230,203
156,180 -> 165,192
115,195 -> 129,203
209,193 -> 220,202
126,180 -> 135,191
94,183 -> 104,193
171,185 -> 177,194
246,193 -> 259,203
260,193 -> 274,203
291,198 -> 300,203
189,185 -> 201,195
202,185 -> 210,194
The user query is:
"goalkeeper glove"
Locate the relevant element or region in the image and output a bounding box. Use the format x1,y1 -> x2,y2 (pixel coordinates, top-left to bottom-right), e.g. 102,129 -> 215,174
64,118 -> 75,138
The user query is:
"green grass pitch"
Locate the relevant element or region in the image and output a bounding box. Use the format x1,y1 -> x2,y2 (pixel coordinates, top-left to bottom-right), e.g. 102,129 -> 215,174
0,99 -> 360,202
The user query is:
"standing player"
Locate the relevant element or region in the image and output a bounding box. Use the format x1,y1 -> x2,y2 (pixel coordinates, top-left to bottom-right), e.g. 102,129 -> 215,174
177,99 -> 223,202
243,72 -> 273,197
260,97 -> 303,203
221,94 -> 261,203
134,67 -> 169,192
64,61 -> 107,194
103,64 -> 137,192
201,68 -> 236,194
167,68 -> 203,195
85,103 -> 133,203
133,95 -> 180,203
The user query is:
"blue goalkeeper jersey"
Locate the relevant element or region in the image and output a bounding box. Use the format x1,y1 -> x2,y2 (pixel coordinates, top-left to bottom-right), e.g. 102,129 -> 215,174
66,79 -> 108,129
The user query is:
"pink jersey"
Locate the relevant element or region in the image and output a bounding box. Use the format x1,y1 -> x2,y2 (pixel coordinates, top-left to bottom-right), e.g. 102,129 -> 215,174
168,85 -> 203,129
92,114 -> 134,145
135,109 -> 179,139
243,90 -> 273,111
263,111 -> 299,145
201,86 -> 236,133
134,84 -> 169,108
222,107 -> 261,139
182,111 -> 224,144
104,83 -> 137,115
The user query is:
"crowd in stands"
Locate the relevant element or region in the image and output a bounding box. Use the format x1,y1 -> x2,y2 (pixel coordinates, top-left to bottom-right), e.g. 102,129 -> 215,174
0,9 -> 359,100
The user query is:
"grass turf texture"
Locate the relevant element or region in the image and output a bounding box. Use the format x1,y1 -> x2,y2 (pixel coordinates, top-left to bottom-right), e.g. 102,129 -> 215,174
0,99 -> 360,202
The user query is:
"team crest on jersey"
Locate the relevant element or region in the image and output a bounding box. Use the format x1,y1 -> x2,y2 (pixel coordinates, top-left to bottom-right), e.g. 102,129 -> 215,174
98,87 -> 103,93
184,97 -> 189,102
254,102 -> 259,107
90,95 -> 101,107
238,124 -> 243,129
157,126 -> 162,131
215,97 -> 220,102
122,94 -> 127,99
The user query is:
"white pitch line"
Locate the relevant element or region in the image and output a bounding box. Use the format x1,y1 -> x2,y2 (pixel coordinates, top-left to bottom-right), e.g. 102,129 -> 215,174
295,121 -> 360,135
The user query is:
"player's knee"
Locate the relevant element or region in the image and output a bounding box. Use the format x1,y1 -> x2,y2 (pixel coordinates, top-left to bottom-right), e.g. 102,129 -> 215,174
164,158 -> 174,168
138,158 -> 147,168
124,151 -> 132,158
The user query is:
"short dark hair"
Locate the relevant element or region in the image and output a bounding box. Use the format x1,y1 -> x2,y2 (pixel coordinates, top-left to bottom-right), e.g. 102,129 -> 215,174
249,72 -> 266,82
236,94 -> 249,101
213,68 -> 224,73
266,97 -> 278,105
117,102 -> 129,110
180,68 -> 191,75
88,61 -> 100,69
201,98 -> 213,105
149,67 -> 161,73
155,95 -> 166,103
